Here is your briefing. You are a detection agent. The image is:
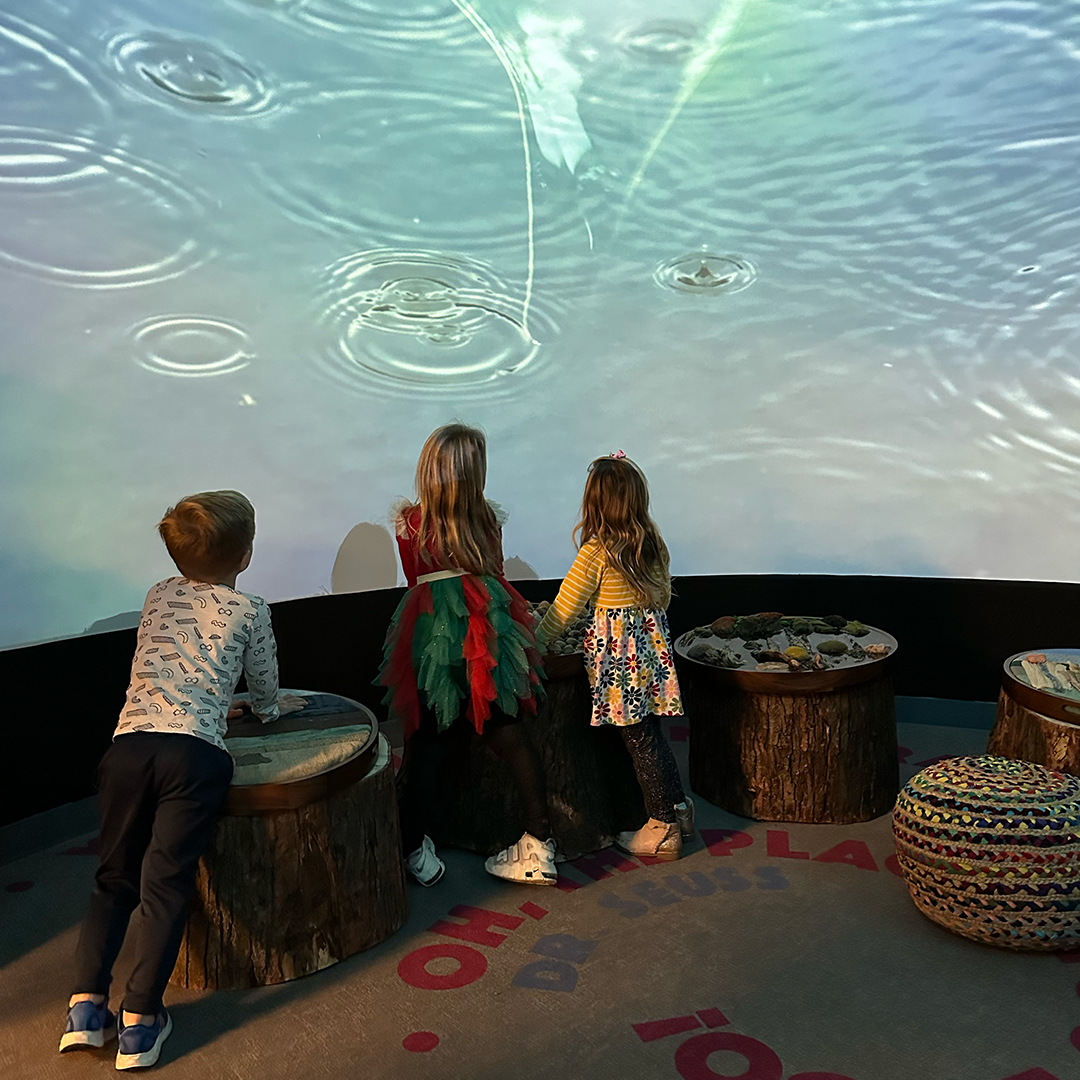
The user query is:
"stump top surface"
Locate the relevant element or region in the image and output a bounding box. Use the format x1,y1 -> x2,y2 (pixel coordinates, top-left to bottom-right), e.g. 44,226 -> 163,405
675,618 -> 896,693
223,691 -> 379,813
1002,651 -> 1080,727
1004,651 -> 1080,703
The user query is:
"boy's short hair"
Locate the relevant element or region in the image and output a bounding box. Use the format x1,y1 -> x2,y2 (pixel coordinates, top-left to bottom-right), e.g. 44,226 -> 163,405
158,490 -> 255,580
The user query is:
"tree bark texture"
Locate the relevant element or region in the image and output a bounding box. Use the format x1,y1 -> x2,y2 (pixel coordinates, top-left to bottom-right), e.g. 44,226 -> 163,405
171,735 -> 407,989
432,665 -> 646,859
685,663 -> 898,823
989,690 -> 1080,775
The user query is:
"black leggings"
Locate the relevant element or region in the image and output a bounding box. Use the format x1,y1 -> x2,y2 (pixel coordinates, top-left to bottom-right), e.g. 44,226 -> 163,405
620,718 -> 685,824
399,707 -> 550,854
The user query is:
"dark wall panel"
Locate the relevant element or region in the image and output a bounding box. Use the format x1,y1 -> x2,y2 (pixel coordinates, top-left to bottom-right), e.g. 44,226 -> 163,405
3,574 -> 1076,828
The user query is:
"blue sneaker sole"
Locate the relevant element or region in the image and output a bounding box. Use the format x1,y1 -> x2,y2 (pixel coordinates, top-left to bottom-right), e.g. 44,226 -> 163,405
59,1027 -> 115,1052
116,1013 -> 172,1070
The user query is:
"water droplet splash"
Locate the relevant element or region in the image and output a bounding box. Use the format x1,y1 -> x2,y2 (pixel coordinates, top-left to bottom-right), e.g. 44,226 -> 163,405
654,251 -> 757,295
108,33 -> 273,115
131,316 -> 253,377
619,22 -> 698,63
314,249 -> 555,394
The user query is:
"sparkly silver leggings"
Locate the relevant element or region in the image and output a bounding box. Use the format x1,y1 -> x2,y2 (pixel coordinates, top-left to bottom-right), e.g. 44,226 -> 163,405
620,717 -> 685,824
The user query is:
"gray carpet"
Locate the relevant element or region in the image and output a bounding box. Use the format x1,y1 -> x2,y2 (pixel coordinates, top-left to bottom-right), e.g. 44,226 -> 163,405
3,706 -> 1078,1080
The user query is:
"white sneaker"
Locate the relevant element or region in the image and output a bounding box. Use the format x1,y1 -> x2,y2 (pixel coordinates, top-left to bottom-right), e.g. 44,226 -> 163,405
674,797 -> 696,839
484,833 -> 557,886
405,835 -> 445,886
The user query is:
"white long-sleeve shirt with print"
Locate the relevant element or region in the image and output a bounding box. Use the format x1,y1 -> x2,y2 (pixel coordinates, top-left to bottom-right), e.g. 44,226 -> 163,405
114,577 -> 280,751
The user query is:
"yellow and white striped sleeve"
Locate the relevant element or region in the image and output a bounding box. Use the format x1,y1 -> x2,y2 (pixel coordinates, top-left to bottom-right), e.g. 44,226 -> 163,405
537,542 -> 603,647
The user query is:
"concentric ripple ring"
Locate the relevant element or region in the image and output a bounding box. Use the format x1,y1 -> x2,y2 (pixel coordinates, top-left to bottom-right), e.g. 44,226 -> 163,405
314,249 -> 557,395
0,128 -> 211,287
131,316 -> 253,378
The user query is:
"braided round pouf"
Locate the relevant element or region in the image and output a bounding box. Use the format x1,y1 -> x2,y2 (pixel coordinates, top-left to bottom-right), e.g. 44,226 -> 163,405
893,755 -> 1080,951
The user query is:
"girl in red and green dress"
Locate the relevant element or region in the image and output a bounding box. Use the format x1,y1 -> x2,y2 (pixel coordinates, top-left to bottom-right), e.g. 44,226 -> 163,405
378,423 -> 554,886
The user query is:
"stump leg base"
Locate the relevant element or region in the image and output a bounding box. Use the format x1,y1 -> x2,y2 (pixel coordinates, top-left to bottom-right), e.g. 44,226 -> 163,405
989,690 -> 1080,776
171,736 -> 407,990
687,670 -> 898,824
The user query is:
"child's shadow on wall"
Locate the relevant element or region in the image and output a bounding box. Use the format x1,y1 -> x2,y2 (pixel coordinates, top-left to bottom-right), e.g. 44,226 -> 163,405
331,523 -> 399,593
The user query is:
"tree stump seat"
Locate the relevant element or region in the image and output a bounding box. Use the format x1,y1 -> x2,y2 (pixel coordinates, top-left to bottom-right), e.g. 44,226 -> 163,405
171,693 -> 407,990
676,626 -> 899,824
431,654 -> 646,859
989,650 -> 1080,775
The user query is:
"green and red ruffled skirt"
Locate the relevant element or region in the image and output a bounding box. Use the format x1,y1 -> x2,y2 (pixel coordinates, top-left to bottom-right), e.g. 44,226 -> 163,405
377,574 -> 545,739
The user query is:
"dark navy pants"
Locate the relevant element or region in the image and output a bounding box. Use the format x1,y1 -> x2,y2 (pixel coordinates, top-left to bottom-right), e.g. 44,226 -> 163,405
70,732 -> 233,1015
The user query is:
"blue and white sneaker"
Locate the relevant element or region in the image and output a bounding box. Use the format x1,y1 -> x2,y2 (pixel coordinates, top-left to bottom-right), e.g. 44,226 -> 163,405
115,1009 -> 172,1070
59,999 -> 116,1052
405,835 -> 445,886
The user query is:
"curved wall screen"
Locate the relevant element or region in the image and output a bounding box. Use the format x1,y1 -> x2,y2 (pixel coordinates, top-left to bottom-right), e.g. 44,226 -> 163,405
1,0 -> 1077,647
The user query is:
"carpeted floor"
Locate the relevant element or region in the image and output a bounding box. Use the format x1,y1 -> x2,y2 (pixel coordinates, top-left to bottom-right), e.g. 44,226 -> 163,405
2,700 -> 1078,1080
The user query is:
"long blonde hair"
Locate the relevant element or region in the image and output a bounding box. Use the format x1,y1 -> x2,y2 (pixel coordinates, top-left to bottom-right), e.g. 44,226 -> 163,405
411,423 -> 501,576
575,456 -> 671,609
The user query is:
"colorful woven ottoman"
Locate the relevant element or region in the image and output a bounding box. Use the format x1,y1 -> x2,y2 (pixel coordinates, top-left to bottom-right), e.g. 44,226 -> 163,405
893,755 -> 1080,951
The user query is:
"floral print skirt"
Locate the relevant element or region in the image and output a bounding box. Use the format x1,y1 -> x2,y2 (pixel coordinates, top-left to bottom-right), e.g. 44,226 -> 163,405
582,606 -> 683,726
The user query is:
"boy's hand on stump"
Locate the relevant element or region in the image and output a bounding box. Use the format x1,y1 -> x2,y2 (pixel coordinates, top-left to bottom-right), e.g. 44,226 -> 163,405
226,699 -> 253,720
276,693 -> 308,716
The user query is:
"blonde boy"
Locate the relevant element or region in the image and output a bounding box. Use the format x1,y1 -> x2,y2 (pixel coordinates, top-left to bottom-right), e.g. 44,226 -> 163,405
62,491 -> 290,1070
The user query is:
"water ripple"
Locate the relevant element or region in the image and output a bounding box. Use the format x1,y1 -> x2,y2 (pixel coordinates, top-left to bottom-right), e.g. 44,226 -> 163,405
130,315 -> 253,378
0,9 -> 112,127
654,250 -> 756,295
0,128 -> 211,288
228,0 -> 476,52
249,81 -> 588,268
107,32 -> 275,117
313,249 -> 557,396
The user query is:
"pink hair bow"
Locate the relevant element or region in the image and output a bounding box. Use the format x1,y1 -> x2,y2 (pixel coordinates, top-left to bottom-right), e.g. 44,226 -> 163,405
610,449 -> 626,459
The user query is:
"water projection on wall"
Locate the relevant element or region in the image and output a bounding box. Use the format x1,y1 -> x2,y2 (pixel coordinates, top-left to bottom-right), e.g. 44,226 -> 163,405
1,0 -> 1079,648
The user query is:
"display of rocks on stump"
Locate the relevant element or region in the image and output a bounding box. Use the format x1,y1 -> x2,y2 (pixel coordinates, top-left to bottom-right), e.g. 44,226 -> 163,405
676,612 -> 899,824
430,602 -> 645,858
989,650 -> 1080,776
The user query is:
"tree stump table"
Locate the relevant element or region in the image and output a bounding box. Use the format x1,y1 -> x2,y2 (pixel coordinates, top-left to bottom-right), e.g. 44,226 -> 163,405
676,622 -> 899,823
989,651 -> 1080,775
431,654 -> 646,859
171,692 -> 407,990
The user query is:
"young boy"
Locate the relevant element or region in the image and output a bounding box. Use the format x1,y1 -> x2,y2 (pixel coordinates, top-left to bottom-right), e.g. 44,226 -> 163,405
61,490 -> 295,1070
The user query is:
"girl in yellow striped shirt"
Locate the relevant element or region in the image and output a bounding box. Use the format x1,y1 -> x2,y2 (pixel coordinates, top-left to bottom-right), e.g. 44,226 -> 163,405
536,453 -> 693,861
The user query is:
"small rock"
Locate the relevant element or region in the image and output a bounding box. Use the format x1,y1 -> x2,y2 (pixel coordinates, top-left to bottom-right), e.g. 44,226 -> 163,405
818,640 -> 848,656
